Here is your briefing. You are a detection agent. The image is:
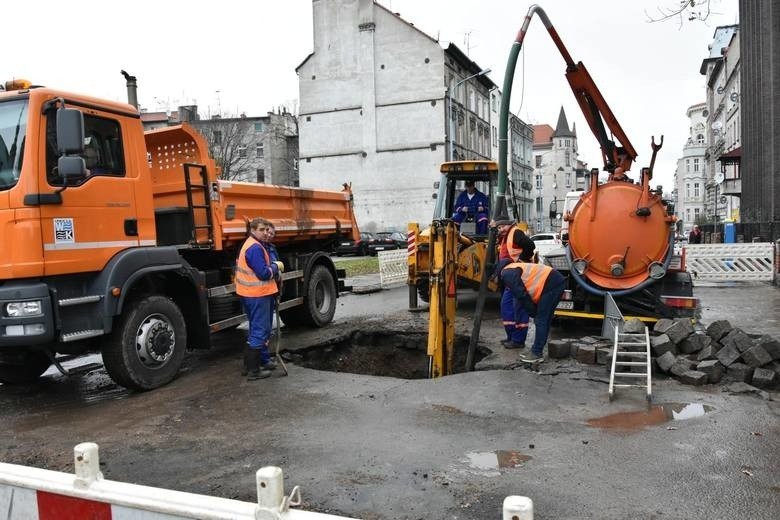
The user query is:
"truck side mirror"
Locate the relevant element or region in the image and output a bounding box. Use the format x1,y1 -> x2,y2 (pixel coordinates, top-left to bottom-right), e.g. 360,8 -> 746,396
57,156 -> 86,179
56,108 -> 85,155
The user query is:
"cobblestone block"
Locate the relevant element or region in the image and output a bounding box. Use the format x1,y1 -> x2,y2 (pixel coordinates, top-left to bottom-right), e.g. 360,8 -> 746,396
705,320 -> 733,342
651,334 -> 676,357
624,318 -> 645,334
678,370 -> 707,386
741,345 -> 773,368
579,336 -> 602,345
696,344 -> 719,361
569,342 -> 584,358
548,340 -> 571,359
716,344 -> 742,367
670,358 -> 696,377
657,351 -> 676,373
663,319 -> 695,344
726,363 -> 754,383
576,345 -> 597,364
653,318 -> 674,334
679,333 -> 711,354
696,359 -> 724,383
722,328 -> 753,353
596,346 -> 613,365
753,335 -> 780,361
751,368 -> 777,389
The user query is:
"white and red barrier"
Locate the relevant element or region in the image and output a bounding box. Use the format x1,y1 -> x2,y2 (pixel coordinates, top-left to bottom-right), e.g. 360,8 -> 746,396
0,442 -> 533,519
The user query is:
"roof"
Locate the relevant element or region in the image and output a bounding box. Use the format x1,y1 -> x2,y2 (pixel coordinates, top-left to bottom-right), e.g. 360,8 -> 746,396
444,43 -> 497,90
140,112 -> 170,123
532,124 -> 554,146
717,146 -> 741,161
552,107 -> 575,138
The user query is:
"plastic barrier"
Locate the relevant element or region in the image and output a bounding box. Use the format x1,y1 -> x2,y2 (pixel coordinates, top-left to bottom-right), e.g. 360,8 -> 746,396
685,243 -> 775,281
378,249 -> 408,288
0,443 -> 534,519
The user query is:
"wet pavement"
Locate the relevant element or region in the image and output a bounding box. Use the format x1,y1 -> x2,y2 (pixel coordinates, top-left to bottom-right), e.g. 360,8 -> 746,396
0,279 -> 779,519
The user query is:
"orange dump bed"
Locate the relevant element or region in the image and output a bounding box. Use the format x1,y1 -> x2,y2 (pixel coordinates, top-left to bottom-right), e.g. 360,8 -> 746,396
144,124 -> 359,250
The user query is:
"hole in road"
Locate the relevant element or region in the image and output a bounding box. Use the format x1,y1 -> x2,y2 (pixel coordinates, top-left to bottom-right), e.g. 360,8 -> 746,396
289,331 -> 489,379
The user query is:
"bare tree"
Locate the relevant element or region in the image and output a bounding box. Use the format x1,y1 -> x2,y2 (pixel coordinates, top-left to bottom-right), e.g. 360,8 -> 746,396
646,0 -> 716,27
196,118 -> 255,181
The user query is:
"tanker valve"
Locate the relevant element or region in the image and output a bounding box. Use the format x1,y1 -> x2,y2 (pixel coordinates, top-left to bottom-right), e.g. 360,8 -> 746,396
635,207 -> 651,217
572,258 -> 589,275
610,263 -> 624,277
648,261 -> 666,280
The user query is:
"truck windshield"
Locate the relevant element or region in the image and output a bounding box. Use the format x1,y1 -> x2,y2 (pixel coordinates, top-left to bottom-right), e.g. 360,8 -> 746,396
0,99 -> 28,191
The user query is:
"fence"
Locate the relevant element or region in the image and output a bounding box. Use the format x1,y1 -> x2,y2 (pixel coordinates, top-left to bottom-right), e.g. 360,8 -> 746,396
685,243 -> 776,281
0,442 -> 534,519
699,221 -> 778,243
378,249 -> 408,288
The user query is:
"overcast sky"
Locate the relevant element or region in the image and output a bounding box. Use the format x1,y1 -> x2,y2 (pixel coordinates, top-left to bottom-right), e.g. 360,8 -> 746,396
5,0 -> 738,189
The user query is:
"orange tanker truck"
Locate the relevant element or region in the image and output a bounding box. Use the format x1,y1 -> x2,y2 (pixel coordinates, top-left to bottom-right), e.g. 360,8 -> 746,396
0,79 -> 358,389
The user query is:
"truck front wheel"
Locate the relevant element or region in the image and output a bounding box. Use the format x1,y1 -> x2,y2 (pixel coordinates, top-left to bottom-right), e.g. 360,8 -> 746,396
0,351 -> 51,385
103,295 -> 187,391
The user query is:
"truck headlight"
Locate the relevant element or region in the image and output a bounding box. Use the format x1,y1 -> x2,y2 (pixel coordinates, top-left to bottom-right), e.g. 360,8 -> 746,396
6,300 -> 43,317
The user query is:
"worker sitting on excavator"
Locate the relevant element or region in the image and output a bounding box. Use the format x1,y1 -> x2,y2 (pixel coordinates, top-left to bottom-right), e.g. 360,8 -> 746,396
451,180 -> 489,234
493,216 -> 536,350
501,260 -> 565,362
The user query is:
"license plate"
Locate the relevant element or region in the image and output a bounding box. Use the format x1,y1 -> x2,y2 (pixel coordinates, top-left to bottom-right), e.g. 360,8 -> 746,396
341,242 -> 351,246
375,247 -> 385,251
556,301 -> 574,310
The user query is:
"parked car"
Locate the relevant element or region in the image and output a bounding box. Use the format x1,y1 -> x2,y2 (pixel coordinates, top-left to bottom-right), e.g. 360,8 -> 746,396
368,232 -> 399,255
335,232 -> 374,256
388,231 -> 407,248
529,232 -> 563,259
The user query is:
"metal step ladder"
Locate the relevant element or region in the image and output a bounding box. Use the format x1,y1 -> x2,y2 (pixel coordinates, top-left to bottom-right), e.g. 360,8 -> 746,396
183,163 -> 214,247
608,326 -> 652,402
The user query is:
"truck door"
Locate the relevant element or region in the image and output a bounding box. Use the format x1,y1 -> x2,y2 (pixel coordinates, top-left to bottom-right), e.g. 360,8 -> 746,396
39,107 -> 141,276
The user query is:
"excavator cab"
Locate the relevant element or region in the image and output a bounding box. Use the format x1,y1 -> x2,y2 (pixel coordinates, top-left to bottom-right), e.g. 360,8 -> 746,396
433,160 -> 498,239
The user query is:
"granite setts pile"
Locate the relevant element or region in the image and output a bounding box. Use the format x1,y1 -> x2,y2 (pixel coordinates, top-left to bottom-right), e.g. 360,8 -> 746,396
546,318 -> 780,390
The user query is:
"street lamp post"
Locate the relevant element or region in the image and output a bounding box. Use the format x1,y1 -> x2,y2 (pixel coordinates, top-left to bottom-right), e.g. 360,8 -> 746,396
448,68 -> 491,161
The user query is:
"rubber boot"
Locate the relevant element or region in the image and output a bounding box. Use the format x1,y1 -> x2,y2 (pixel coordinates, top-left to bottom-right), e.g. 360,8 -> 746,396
241,346 -> 250,376
247,349 -> 271,380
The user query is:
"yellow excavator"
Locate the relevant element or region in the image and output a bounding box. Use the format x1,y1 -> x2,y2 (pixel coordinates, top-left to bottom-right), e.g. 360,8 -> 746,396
409,160 -> 528,377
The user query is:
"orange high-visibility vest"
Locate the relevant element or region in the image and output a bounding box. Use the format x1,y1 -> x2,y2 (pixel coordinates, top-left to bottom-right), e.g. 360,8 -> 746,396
506,226 -> 529,262
235,237 -> 278,298
504,262 -> 553,303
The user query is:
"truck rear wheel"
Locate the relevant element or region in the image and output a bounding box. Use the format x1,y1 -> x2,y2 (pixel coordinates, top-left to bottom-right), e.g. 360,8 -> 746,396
0,351 -> 51,385
102,295 -> 187,391
280,265 -> 337,328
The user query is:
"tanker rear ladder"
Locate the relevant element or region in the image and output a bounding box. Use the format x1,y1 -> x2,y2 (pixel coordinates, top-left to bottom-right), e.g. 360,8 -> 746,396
608,326 -> 652,402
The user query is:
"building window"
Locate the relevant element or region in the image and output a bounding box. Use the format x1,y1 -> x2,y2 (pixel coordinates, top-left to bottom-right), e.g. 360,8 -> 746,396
492,96 -> 497,112
535,155 -> 542,168
686,208 -> 691,222
535,174 -> 542,189
686,159 -> 690,173
694,207 -> 700,220
565,172 -> 572,188
565,151 -> 570,166
238,146 -> 247,159
686,183 -> 690,198
254,122 -> 264,133
565,139 -> 570,147
696,134 -> 704,144
256,143 -> 264,158
535,197 -> 544,214
693,158 -> 699,172
694,183 -> 700,197
256,168 -> 265,183
492,126 -> 497,147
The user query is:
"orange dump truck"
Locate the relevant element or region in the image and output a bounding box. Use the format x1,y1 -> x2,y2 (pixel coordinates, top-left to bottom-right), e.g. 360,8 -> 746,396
0,81 -> 358,389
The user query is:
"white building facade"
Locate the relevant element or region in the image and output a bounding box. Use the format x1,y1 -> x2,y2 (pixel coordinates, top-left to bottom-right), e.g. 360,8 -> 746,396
674,103 -> 708,231
296,0 -> 495,232
530,108 -> 581,233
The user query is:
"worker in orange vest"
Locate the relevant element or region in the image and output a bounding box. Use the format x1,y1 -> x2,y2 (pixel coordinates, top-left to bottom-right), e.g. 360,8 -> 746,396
236,217 -> 284,380
501,261 -> 565,362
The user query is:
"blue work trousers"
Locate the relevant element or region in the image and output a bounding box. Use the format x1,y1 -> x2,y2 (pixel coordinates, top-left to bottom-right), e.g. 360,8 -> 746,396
451,211 -> 489,234
501,287 -> 529,343
241,295 -> 275,364
529,272 -> 566,356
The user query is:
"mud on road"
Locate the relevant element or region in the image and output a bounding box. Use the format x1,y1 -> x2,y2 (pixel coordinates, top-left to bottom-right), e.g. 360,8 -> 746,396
1,284 -> 779,519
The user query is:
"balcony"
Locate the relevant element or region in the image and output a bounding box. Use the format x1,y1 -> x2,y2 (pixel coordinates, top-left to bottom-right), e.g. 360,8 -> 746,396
721,177 -> 741,196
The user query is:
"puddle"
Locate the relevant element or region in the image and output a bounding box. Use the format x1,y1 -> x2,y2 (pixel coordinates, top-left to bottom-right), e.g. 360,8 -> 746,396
587,402 -> 714,431
466,450 -> 532,471
290,330 -> 488,379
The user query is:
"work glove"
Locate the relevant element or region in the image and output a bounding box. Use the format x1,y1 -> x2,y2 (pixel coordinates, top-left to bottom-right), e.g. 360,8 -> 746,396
273,261 -> 285,273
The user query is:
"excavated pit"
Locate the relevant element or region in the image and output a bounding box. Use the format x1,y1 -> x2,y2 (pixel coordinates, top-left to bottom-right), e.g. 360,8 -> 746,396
288,330 -> 489,379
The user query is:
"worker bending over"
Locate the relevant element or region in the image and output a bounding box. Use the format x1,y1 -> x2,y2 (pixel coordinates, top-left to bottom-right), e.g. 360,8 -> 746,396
501,261 -> 565,362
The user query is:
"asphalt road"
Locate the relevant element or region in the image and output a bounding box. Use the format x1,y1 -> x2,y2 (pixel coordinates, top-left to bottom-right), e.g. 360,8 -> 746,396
1,281 -> 778,519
